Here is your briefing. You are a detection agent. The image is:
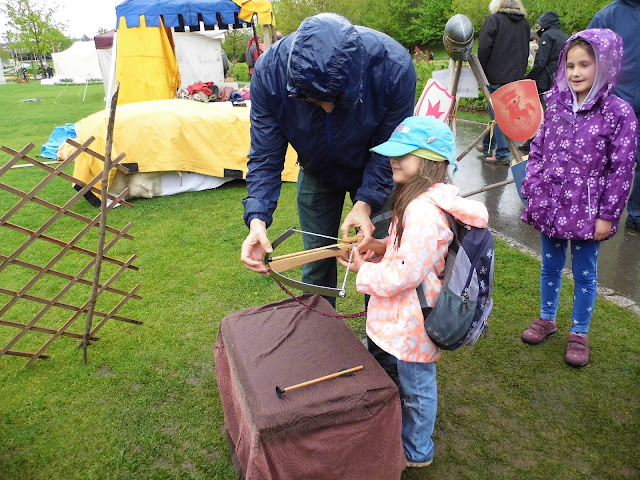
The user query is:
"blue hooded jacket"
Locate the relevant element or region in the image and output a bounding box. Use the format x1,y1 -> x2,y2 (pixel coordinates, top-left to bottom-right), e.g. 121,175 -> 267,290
242,13 -> 416,227
588,0 -> 640,118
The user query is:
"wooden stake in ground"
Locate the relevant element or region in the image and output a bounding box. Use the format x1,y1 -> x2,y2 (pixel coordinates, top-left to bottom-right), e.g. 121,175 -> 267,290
82,82 -> 120,364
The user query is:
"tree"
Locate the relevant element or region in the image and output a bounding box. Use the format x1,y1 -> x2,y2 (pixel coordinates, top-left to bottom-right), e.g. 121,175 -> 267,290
1,0 -> 69,78
273,0 -> 363,35
223,28 -> 253,63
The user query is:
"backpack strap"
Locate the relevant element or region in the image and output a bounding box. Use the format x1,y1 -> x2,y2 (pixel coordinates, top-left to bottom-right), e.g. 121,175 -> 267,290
416,210 -> 460,309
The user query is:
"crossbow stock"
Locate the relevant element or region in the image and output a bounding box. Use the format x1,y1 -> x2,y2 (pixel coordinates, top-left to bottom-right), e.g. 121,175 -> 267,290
264,227 -> 387,298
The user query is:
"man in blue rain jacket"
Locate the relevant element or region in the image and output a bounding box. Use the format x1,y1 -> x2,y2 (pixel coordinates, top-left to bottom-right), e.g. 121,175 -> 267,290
241,13 -> 416,301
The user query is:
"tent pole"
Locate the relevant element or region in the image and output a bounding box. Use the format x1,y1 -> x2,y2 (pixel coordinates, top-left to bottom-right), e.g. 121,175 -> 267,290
82,80 -> 89,102
251,14 -> 261,58
106,32 -> 118,110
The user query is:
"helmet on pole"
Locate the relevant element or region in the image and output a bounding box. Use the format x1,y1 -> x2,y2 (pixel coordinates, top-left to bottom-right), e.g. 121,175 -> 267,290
443,14 -> 474,61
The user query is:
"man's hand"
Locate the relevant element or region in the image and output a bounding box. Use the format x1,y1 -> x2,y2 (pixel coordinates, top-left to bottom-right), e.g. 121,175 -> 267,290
593,218 -> 612,242
240,218 -> 272,274
340,201 -> 374,246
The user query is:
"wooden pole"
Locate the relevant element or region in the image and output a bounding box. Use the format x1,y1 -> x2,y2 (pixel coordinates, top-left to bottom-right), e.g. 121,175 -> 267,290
251,13 -> 261,59
467,54 -> 523,165
461,178 -> 515,198
83,82 -> 119,364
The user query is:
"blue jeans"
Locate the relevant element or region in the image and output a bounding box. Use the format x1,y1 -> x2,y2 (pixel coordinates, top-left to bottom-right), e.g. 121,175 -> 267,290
626,126 -> 640,222
296,170 -> 348,307
297,170 -> 397,368
539,234 -> 600,334
397,360 -> 437,464
482,84 -> 511,160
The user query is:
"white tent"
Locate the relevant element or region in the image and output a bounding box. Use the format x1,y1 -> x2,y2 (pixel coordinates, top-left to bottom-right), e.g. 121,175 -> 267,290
52,40 -> 102,82
174,30 -> 227,88
0,59 -> 6,85
94,30 -> 116,96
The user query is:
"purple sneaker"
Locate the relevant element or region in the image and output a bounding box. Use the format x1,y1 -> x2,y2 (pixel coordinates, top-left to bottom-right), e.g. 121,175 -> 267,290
565,333 -> 589,367
522,318 -> 558,345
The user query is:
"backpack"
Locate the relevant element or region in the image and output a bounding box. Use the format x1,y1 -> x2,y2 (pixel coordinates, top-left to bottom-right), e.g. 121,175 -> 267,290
417,212 -> 494,350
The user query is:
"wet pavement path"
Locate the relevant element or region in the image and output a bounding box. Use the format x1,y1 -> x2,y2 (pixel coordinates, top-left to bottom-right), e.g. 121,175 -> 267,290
454,119 -> 640,311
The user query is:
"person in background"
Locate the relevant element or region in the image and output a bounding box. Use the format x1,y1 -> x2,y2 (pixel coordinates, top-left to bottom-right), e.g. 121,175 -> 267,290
589,0 -> 640,231
519,11 -> 568,152
47,66 -> 54,78
221,50 -> 230,79
240,13 -> 416,381
528,30 -> 539,67
339,116 -> 488,469
476,0 -> 530,165
245,34 -> 264,79
520,30 -> 637,367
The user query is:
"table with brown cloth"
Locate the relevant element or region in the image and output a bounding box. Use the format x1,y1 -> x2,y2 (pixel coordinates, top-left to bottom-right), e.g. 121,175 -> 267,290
215,294 -> 405,480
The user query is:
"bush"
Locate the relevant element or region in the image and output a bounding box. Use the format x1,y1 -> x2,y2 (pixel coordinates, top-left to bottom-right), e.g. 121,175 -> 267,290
413,59 -> 444,104
230,62 -> 249,82
413,59 -> 489,114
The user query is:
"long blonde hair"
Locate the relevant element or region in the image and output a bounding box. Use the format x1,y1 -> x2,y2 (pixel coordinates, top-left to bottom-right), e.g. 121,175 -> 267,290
391,158 -> 449,247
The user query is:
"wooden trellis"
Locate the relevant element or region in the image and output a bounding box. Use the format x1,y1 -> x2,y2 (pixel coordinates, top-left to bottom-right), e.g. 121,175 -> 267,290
0,134 -> 141,365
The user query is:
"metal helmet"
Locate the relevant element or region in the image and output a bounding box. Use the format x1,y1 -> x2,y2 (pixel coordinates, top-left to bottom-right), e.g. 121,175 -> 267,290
443,14 -> 474,61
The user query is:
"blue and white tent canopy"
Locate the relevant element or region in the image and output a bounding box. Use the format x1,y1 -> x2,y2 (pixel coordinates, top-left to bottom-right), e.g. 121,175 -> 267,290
115,0 -> 271,30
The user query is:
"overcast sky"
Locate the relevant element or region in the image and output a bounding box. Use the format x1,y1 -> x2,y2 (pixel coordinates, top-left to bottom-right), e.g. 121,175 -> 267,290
1,0 -> 122,40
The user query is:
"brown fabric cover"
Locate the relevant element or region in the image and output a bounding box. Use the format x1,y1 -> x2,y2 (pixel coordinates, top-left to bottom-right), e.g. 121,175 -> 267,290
215,294 -> 405,480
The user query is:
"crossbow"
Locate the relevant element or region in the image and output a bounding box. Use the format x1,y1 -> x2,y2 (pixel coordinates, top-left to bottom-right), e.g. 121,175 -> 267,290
264,227 -> 387,298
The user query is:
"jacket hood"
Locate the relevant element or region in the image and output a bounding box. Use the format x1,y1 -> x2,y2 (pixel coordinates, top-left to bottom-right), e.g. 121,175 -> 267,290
497,7 -> 527,19
286,13 -> 363,109
536,11 -> 560,31
553,28 -> 623,111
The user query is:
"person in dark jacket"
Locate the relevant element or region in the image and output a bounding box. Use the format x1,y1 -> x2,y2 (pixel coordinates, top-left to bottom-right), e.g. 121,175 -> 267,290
241,13 -> 415,382
589,0 -> 640,231
241,12 -> 415,283
519,11 -> 568,152
477,0 -> 530,164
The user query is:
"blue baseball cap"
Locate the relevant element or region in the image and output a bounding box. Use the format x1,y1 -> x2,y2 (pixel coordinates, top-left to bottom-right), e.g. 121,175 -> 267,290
370,116 -> 457,167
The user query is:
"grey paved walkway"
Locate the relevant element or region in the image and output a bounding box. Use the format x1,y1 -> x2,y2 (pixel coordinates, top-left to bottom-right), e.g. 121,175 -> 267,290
454,119 -> 640,315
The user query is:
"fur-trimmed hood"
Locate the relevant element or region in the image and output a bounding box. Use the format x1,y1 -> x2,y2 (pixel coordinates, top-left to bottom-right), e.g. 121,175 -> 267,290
489,0 -> 527,17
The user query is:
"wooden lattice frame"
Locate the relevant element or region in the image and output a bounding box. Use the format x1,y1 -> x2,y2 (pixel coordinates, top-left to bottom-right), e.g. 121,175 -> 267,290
0,137 -> 141,365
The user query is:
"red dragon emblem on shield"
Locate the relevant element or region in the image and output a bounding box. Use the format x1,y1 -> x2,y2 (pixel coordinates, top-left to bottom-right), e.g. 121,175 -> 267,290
490,80 -> 543,141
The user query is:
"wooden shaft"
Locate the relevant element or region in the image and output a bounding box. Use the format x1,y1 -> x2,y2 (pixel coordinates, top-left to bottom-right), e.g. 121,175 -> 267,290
269,240 -> 387,273
268,234 -> 362,263
281,365 -> 364,393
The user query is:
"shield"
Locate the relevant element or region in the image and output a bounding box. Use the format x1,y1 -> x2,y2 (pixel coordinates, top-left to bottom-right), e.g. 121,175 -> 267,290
490,80 -> 542,141
414,79 -> 455,122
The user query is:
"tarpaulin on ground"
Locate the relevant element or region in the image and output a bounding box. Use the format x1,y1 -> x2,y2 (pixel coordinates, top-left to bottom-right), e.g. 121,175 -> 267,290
57,99 -> 299,190
41,124 -> 77,159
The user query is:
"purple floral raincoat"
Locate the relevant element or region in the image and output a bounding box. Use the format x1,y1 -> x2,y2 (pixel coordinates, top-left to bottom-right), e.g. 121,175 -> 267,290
521,29 -> 638,240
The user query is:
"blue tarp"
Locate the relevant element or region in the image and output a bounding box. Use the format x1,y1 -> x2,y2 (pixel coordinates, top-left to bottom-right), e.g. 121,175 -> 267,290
115,0 -> 248,29
41,123 -> 76,159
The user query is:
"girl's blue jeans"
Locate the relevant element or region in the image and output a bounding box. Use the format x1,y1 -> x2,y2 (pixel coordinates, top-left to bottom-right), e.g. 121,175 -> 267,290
539,233 -> 600,334
397,360 -> 437,464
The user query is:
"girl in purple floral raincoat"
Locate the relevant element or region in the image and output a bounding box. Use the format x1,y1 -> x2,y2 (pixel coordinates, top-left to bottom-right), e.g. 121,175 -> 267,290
520,29 -> 638,367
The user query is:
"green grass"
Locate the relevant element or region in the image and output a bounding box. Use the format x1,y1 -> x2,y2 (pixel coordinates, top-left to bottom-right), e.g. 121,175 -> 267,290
1,82 -> 639,480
